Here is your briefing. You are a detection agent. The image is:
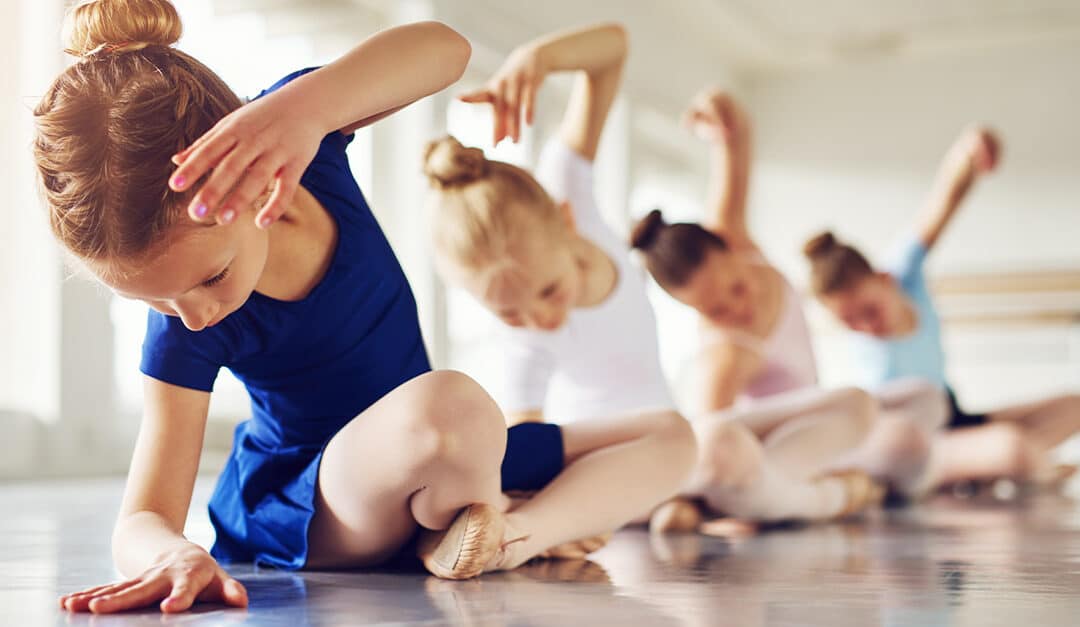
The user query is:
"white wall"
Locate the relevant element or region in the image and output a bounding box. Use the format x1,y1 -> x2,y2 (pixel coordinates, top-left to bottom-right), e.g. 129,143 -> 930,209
746,38 -> 1080,281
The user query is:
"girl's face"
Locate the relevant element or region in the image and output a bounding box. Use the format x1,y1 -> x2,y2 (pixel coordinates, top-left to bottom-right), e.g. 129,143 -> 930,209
667,248 -> 758,329
452,219 -> 583,332
820,274 -> 910,338
94,212 -> 270,332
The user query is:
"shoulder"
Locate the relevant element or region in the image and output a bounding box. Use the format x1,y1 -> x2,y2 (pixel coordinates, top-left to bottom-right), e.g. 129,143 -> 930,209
534,138 -> 594,202
143,310 -> 233,362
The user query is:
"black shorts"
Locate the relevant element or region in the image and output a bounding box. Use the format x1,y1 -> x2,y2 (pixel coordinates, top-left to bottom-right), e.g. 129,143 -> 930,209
945,387 -> 989,429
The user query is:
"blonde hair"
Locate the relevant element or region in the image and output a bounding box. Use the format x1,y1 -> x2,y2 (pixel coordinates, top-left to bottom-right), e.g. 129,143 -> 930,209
34,0 -> 243,267
422,135 -> 562,271
803,231 -> 875,295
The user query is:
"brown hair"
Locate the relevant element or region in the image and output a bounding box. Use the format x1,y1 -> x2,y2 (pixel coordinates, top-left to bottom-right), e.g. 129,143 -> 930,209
34,0 -> 243,269
423,135 -> 561,270
630,209 -> 728,288
803,231 -> 875,295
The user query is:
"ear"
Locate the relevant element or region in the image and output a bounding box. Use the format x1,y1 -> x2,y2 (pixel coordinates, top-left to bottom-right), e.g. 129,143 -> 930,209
559,200 -> 577,234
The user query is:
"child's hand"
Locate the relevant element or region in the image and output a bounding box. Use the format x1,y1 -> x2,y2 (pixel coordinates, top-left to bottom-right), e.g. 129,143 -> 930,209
682,88 -> 750,146
459,45 -> 549,145
59,544 -> 247,614
169,90 -> 326,229
948,126 -> 1001,177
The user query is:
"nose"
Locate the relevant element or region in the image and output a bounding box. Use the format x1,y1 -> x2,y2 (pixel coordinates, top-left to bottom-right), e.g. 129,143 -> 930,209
526,311 -> 564,331
173,299 -> 218,332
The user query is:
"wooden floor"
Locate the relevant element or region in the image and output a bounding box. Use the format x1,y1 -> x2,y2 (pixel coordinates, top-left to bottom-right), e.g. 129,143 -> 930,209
9,478 -> 1080,626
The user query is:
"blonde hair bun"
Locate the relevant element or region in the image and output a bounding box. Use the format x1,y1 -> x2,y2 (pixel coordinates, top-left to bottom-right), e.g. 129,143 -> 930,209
423,135 -> 488,188
65,0 -> 183,57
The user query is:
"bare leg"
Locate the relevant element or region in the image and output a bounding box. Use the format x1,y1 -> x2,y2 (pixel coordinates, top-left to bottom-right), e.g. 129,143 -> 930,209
494,410 -> 696,569
921,422 -> 1040,488
987,394 -> 1080,451
306,371 -> 509,568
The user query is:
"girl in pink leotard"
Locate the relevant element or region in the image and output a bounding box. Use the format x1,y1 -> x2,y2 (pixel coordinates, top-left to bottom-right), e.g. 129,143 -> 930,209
635,89 -> 948,533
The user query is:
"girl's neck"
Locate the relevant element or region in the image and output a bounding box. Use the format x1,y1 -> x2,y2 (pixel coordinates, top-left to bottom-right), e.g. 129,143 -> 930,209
256,186 -> 338,302
570,234 -> 618,308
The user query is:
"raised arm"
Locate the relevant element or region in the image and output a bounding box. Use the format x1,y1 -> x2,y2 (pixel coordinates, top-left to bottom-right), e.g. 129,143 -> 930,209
60,378 -> 246,614
684,88 -> 754,247
459,22 -> 628,161
914,126 -> 1001,250
170,21 -> 472,228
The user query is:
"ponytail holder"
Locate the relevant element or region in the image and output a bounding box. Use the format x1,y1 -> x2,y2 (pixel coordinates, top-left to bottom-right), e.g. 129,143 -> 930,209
67,41 -> 152,58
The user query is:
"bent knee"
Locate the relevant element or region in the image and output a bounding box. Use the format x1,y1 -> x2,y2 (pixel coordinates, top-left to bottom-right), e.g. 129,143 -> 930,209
874,418 -> 931,469
654,411 -> 697,468
405,370 -> 506,464
837,386 -> 876,433
694,420 -> 763,486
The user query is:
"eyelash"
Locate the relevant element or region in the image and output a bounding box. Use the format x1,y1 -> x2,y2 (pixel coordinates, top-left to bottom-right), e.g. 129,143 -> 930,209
203,267 -> 230,288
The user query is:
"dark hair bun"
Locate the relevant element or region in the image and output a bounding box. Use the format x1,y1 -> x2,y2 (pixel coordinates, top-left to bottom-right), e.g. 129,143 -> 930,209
803,231 -> 839,260
630,209 -> 667,250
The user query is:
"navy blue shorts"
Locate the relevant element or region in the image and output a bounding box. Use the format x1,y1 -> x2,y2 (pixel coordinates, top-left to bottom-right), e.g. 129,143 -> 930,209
501,422 -> 565,491
945,387 -> 989,429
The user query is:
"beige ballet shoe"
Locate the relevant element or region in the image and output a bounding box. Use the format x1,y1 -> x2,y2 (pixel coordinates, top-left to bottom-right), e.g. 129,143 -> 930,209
417,504 -> 507,580
698,517 -> 760,538
649,498 -> 706,534
535,532 -> 612,559
820,469 -> 885,519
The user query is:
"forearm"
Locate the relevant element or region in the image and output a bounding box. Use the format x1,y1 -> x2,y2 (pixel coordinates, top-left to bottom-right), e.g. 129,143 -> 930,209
533,23 -> 628,78
705,138 -> 752,236
288,21 -> 471,135
916,158 -> 976,248
112,510 -> 202,577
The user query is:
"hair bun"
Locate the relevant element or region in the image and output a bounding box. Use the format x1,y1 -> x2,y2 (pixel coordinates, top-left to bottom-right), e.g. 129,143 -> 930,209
423,135 -> 487,188
65,0 -> 183,57
630,209 -> 667,250
803,231 -> 839,260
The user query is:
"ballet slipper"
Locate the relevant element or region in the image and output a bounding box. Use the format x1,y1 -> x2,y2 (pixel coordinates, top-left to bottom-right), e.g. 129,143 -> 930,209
698,517 -> 760,538
649,498 -> 706,534
417,504 -> 507,580
818,469 -> 885,519
535,532 -> 612,559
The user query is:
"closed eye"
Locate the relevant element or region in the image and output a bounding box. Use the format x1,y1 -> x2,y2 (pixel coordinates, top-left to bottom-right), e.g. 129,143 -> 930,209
539,282 -> 559,299
203,267 -> 230,288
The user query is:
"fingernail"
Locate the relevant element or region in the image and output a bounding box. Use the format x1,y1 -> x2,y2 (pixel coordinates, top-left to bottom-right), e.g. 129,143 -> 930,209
221,208 -> 236,224
259,216 -> 273,228
194,203 -> 207,218
172,175 -> 186,188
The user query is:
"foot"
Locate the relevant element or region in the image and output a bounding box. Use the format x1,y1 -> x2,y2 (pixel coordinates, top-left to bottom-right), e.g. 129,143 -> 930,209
698,517 -> 760,538
535,533 -> 612,559
818,470 -> 885,519
649,498 -> 706,534
417,504 -> 507,580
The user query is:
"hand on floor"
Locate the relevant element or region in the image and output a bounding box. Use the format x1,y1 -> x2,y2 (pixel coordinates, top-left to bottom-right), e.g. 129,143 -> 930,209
59,544 -> 247,614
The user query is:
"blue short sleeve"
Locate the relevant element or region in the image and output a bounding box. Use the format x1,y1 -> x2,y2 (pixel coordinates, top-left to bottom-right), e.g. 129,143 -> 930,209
140,311 -> 225,392
887,234 -> 929,289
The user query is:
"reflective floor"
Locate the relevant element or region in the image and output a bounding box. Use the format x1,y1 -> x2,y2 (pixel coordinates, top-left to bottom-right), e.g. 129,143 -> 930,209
7,478 -> 1080,626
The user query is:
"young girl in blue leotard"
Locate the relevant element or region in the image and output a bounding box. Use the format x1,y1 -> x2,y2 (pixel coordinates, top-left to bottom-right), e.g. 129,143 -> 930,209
45,0 -> 683,615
